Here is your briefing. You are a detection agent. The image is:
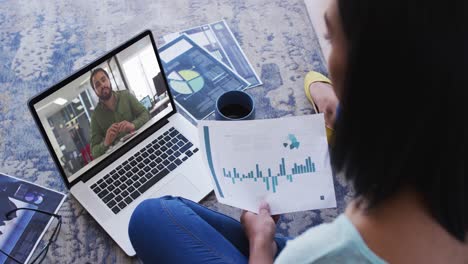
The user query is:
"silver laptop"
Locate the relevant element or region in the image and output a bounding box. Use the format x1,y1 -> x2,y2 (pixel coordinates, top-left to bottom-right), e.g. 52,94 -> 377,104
28,30 -> 213,256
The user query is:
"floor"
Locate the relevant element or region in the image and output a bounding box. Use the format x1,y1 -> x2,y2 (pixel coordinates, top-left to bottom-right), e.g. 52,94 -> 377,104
0,0 -> 351,262
305,0 -> 332,62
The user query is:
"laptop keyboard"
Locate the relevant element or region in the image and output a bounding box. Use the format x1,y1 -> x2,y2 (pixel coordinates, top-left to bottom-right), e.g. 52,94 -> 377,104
90,127 -> 199,214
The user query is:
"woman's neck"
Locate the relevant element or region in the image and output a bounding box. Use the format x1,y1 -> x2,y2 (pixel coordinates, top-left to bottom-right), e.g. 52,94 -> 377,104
345,190 -> 468,263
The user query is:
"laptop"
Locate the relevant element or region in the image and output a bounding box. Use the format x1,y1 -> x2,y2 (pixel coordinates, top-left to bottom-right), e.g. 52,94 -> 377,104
28,30 -> 213,256
139,95 -> 153,110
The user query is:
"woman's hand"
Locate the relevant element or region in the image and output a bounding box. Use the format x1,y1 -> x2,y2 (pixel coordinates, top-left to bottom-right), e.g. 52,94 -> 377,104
241,202 -> 278,264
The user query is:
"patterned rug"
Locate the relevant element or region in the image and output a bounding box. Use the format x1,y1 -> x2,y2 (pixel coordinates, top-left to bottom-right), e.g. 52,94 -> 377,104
0,0 -> 352,262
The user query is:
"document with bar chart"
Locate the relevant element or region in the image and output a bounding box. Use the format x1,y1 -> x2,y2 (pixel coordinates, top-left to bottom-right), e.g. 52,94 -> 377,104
198,114 -> 336,214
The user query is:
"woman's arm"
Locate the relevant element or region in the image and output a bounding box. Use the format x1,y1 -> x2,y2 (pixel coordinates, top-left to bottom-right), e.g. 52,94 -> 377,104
241,202 -> 278,264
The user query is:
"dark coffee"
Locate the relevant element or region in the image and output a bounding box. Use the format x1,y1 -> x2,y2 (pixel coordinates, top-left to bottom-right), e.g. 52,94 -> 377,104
220,104 -> 251,119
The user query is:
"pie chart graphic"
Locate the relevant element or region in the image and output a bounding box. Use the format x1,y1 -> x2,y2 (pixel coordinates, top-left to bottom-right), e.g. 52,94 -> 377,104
168,69 -> 205,95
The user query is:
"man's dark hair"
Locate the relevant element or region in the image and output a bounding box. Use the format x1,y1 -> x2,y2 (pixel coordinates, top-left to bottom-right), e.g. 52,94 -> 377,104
90,68 -> 110,90
332,0 -> 466,241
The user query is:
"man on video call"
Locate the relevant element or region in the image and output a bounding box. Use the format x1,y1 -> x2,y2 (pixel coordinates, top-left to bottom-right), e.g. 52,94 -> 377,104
89,68 -> 149,158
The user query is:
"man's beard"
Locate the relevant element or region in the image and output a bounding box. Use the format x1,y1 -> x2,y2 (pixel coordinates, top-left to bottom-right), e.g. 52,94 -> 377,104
98,86 -> 112,101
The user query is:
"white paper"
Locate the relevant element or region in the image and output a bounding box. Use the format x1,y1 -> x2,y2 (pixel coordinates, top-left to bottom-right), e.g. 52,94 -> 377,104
198,114 -> 337,214
161,20 -> 262,88
159,38 -> 193,63
0,199 -> 37,250
0,173 -> 66,264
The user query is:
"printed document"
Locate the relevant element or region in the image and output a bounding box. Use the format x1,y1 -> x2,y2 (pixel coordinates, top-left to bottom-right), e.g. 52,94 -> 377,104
198,114 -> 336,214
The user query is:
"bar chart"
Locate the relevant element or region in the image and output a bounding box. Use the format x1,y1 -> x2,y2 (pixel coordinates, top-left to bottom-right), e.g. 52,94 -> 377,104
199,115 -> 337,214
222,157 -> 317,193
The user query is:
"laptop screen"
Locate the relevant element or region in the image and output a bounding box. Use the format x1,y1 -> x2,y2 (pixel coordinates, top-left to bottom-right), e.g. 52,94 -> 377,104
32,34 -> 173,183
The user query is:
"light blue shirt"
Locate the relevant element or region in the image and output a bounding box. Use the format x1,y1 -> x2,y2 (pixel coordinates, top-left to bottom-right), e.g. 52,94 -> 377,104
275,214 -> 387,264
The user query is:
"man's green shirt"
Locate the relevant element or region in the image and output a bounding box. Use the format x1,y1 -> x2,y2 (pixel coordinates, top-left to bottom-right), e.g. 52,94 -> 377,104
90,91 -> 150,158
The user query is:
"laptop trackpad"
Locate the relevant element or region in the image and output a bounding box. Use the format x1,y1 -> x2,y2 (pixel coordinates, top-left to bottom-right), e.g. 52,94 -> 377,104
151,174 -> 200,199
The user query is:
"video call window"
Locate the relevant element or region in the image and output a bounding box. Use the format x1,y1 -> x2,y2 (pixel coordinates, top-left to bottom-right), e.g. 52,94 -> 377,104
34,36 -> 172,182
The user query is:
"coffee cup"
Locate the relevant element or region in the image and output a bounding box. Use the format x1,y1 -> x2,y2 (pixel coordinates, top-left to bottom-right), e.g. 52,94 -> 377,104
215,90 -> 255,120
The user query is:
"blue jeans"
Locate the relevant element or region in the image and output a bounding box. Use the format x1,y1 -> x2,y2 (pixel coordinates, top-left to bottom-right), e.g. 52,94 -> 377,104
128,196 -> 288,263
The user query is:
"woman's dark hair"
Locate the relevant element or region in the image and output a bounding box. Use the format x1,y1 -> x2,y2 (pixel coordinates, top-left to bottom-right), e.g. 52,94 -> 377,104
89,68 -> 110,90
332,0 -> 466,241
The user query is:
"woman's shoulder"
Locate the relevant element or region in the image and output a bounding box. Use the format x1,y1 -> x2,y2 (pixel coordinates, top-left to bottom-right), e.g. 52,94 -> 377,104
275,214 -> 386,264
